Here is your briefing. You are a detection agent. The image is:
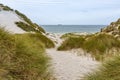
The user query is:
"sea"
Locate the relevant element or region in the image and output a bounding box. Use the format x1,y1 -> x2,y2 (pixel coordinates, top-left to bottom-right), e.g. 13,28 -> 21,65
41,25 -> 106,33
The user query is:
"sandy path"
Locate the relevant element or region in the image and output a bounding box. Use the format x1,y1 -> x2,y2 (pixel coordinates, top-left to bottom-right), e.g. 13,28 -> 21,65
47,48 -> 99,80
46,33 -> 100,80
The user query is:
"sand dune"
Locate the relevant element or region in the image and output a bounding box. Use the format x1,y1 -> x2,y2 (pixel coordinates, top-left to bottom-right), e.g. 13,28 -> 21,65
46,33 -> 100,80
0,11 -> 25,33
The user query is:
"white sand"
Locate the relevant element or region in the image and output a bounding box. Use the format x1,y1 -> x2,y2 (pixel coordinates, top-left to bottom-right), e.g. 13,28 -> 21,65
0,11 -> 25,33
46,33 -> 100,80
45,33 -> 63,47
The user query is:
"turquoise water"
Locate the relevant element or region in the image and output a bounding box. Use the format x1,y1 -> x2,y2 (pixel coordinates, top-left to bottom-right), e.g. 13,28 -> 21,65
41,25 -> 106,33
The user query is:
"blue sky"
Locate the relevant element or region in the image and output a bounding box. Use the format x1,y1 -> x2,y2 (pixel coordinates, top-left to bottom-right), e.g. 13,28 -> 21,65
1,0 -> 120,25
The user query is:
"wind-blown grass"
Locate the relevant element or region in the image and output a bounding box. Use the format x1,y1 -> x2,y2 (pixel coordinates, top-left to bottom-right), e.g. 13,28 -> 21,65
0,4 -> 13,11
28,33 -> 55,48
60,33 -> 79,39
83,56 -> 120,80
1,4 -> 45,33
15,10 -> 45,33
0,28 -> 15,74
3,6 -> 13,11
16,33 -> 55,48
119,26 -> 120,31
83,34 -> 120,60
58,33 -> 120,60
58,36 -> 85,50
15,22 -> 37,32
12,34 -> 49,80
0,28 -> 54,80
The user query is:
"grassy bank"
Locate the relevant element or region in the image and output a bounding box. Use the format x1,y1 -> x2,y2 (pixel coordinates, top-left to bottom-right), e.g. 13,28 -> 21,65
15,10 -> 45,33
83,55 -> 120,80
0,4 -> 13,11
15,33 -> 55,48
60,33 -> 82,39
58,33 -> 120,60
58,36 -> 85,50
0,28 -> 54,80
83,34 -> 120,60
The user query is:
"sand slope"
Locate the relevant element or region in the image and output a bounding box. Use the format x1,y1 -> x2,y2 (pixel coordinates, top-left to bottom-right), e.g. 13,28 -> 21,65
0,11 -> 25,33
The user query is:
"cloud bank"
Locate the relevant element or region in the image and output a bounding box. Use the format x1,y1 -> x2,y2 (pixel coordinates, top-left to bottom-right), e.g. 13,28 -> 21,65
1,0 -> 120,25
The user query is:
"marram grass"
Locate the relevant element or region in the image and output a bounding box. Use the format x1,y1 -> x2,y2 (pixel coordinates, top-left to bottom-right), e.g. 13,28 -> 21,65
15,10 -> 45,33
15,33 -> 55,48
58,36 -> 85,50
83,55 -> 120,80
58,33 -> 120,60
0,28 -> 55,80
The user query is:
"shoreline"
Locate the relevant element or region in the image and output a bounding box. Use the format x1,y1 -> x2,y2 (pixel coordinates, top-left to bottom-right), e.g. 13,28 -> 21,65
45,31 -> 97,35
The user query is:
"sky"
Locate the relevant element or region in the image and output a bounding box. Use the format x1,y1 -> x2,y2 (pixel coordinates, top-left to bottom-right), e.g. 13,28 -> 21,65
1,0 -> 120,25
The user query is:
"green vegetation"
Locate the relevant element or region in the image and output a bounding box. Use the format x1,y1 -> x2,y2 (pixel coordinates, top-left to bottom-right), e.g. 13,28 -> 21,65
58,36 -> 85,50
0,28 -> 15,79
34,23 -> 46,33
116,19 -> 120,24
0,28 -> 54,80
27,33 -> 55,48
15,10 -> 34,26
3,6 -> 13,11
16,33 -> 55,48
58,33 -> 120,60
60,32 -> 94,39
0,4 -> 45,33
83,34 -> 120,60
83,34 -> 120,53
0,4 -> 13,11
119,26 -> 120,31
15,21 -> 39,32
15,10 -> 45,33
60,33 -> 81,39
103,26 -> 114,32
83,56 -> 120,80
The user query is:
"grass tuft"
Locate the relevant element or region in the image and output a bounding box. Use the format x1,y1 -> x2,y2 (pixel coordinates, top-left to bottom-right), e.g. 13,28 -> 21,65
15,21 -> 38,32
0,27 -> 54,80
83,56 -> 120,80
0,4 -> 13,11
58,36 -> 85,50
16,33 -> 55,48
119,26 -> 120,31
83,34 -> 120,60
15,10 -> 45,33
58,33 -> 120,60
